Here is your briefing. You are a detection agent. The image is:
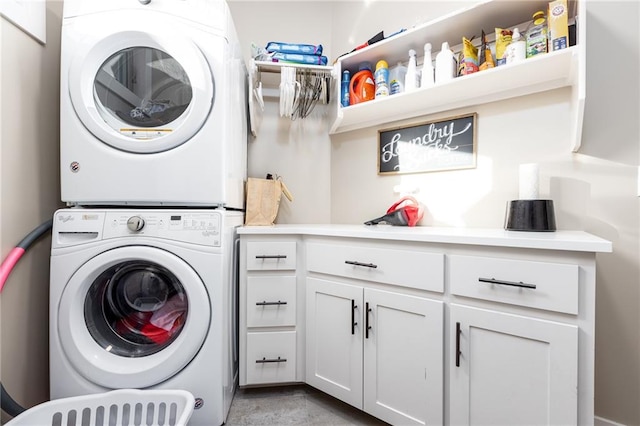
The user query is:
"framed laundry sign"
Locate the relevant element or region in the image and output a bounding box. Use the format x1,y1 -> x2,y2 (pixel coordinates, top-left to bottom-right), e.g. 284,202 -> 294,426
378,113 -> 477,175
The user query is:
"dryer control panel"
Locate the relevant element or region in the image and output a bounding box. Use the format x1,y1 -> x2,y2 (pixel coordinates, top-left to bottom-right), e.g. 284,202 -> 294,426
52,209 -> 225,248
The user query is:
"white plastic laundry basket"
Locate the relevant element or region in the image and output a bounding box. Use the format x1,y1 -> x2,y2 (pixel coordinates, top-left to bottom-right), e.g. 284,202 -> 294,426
5,389 -> 195,426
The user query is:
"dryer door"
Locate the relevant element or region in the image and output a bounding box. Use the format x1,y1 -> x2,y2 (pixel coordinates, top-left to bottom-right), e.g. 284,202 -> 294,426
67,21 -> 216,153
57,246 -> 211,389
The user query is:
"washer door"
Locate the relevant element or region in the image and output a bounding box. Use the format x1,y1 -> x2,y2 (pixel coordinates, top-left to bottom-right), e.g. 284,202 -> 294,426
58,246 -> 210,389
68,23 -> 215,153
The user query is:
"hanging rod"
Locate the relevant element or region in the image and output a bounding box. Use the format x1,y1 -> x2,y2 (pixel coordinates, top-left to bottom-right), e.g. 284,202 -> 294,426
253,60 -> 333,75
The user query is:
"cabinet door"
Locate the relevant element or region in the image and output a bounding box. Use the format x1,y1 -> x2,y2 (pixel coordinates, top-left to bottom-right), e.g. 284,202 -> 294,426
306,278 -> 363,409
364,289 -> 443,426
450,304 -> 578,426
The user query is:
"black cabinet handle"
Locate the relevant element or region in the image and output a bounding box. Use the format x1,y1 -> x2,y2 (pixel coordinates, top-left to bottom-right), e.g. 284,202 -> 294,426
255,300 -> 287,306
478,277 -> 537,290
351,299 -> 358,335
345,260 -> 378,269
456,322 -> 461,367
255,357 -> 287,364
255,255 -> 287,259
365,302 -> 372,339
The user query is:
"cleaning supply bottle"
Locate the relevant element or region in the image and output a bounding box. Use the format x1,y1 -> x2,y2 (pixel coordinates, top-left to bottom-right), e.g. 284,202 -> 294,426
341,69 -> 350,107
420,43 -> 434,88
349,62 -> 375,105
374,60 -> 390,98
389,62 -> 407,95
404,49 -> 418,92
435,41 -> 456,84
505,28 -> 526,64
526,10 -> 548,57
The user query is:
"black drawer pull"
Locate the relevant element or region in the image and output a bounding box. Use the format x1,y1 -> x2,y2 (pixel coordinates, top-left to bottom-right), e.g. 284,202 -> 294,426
478,277 -> 537,290
345,260 -> 378,269
255,357 -> 287,364
256,300 -> 287,306
365,302 -> 372,339
455,322 -> 462,367
351,299 -> 358,335
255,255 -> 287,259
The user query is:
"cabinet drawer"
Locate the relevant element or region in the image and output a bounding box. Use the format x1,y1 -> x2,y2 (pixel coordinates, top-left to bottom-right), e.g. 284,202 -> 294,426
246,331 -> 296,384
246,241 -> 296,271
306,242 -> 444,292
247,276 -> 296,327
449,255 -> 579,314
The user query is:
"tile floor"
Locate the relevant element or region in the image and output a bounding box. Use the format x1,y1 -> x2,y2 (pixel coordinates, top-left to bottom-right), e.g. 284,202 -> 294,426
225,385 -> 388,425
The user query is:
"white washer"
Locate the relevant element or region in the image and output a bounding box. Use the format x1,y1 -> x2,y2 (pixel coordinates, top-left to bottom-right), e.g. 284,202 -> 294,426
60,0 -> 247,207
50,208 -> 243,426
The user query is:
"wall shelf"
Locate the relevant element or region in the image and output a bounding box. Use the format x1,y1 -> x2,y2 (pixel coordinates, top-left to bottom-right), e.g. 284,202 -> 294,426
328,0 -> 585,152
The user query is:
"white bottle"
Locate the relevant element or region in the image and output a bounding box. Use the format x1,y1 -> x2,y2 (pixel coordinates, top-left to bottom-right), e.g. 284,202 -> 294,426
405,49 -> 419,92
435,41 -> 456,84
421,42 -> 434,88
505,28 -> 526,64
389,62 -> 407,95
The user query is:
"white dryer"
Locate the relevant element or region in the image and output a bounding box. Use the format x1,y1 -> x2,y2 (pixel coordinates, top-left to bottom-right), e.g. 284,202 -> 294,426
50,208 -> 243,426
60,0 -> 247,207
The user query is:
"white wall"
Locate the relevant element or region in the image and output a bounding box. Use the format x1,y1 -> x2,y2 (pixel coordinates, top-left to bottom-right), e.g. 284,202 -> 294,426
229,1 -> 639,424
0,1 -> 63,422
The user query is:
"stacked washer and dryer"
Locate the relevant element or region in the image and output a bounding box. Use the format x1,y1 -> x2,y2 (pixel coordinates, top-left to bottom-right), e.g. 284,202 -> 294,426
50,1 -> 247,425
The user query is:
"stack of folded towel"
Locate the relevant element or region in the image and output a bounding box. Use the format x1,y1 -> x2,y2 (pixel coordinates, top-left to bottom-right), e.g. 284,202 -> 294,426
265,42 -> 328,66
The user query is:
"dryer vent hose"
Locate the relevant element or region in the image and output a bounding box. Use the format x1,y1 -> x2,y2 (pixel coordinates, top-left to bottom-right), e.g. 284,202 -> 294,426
0,219 -> 52,293
0,218 -> 53,418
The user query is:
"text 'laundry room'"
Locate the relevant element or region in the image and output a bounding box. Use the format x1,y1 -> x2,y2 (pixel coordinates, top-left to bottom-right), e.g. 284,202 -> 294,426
1,1 -> 638,426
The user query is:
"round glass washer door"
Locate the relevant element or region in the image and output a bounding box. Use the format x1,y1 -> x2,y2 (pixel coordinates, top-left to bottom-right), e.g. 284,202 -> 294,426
68,29 -> 214,154
58,246 -> 210,389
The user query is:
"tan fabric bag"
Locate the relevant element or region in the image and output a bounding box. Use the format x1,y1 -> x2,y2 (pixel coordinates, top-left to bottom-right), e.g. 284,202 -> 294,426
244,177 -> 293,225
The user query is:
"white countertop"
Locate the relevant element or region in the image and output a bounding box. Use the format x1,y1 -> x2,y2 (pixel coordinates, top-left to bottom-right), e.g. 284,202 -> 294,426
238,224 -> 613,253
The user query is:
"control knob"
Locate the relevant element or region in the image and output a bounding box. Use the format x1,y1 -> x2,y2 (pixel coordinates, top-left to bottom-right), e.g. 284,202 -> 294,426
127,216 -> 145,232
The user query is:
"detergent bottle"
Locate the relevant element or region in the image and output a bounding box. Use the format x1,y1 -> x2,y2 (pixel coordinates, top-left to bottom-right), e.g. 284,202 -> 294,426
349,62 -> 375,105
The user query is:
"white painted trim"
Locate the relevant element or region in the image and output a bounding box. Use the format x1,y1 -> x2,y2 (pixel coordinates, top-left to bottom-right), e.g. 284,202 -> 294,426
595,415 -> 627,426
0,0 -> 46,44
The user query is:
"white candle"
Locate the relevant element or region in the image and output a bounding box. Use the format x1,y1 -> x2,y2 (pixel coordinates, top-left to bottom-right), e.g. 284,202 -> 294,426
519,163 -> 539,199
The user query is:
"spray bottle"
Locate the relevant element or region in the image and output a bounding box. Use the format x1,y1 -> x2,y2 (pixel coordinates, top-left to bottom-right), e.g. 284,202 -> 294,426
405,49 -> 418,92
505,28 -> 526,64
420,43 -> 434,88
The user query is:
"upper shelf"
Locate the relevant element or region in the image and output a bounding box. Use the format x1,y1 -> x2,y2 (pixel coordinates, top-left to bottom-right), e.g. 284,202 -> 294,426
331,47 -> 577,133
329,0 -> 585,152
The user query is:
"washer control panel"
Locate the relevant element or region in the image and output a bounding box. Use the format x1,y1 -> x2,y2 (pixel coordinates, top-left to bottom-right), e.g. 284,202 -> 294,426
105,211 -> 222,246
52,210 -> 226,248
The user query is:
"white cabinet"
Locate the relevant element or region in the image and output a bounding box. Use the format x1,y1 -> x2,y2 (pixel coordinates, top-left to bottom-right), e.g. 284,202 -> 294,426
238,225 -> 610,426
306,278 -> 444,426
450,304 -> 578,426
448,253 -> 582,425
305,238 -> 444,425
239,238 -> 301,386
330,0 -> 586,152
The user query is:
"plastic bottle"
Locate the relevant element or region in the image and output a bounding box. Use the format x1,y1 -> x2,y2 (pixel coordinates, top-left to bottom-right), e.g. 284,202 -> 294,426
389,62 -> 407,95
404,49 -> 418,92
374,60 -> 390,98
420,43 -> 434,88
505,28 -> 526,64
340,70 -> 350,107
435,41 -> 456,84
349,62 -> 375,105
526,11 -> 548,58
